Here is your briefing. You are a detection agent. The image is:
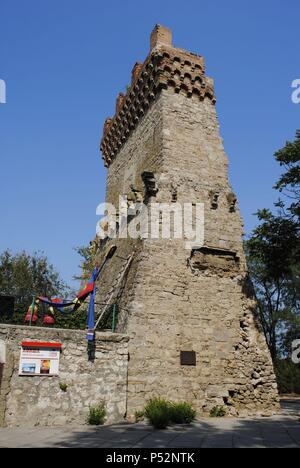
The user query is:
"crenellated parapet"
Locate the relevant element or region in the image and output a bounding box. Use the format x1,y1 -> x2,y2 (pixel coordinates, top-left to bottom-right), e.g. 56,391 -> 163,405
96,25 -> 280,420
100,26 -> 216,168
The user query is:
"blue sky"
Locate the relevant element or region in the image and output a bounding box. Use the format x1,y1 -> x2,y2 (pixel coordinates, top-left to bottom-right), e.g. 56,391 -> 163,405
0,0 -> 299,288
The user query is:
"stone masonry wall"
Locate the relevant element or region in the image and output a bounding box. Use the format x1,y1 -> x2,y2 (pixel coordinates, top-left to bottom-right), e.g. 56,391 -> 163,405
124,238 -> 279,418
94,88 -> 280,418
94,26 -> 280,419
93,94 -> 165,332
126,91 -> 279,418
0,325 -> 129,427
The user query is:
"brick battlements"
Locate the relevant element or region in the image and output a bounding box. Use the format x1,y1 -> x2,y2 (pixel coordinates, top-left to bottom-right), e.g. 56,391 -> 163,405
100,25 -> 216,168
96,26 -> 280,419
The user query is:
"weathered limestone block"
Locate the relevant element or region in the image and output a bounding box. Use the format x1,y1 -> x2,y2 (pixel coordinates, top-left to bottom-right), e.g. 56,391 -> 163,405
0,325 -> 129,427
95,25 -> 280,419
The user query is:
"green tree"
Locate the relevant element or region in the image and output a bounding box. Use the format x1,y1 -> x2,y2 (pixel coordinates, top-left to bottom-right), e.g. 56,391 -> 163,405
246,211 -> 299,360
275,359 -> 300,394
274,129 -> 300,220
246,131 -> 300,363
73,245 -> 94,282
52,305 -> 88,330
0,250 -> 72,325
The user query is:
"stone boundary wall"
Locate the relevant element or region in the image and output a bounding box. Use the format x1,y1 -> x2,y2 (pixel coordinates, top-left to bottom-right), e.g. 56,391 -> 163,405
0,325 -> 129,427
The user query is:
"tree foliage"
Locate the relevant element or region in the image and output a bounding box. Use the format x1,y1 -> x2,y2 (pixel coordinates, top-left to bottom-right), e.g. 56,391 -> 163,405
73,245 -> 94,282
246,212 -> 299,360
274,129 -> 300,220
0,250 -> 69,305
275,359 -> 300,395
246,130 -> 300,371
0,250 -> 84,327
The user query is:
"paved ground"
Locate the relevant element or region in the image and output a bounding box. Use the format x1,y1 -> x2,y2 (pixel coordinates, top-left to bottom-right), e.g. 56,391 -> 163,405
1,399 -> 300,448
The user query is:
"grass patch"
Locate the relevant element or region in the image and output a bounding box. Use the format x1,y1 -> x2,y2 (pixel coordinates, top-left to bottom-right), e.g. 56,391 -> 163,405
144,398 -> 172,429
210,406 -> 227,418
169,402 -> 196,424
87,402 -> 107,426
144,398 -> 196,429
59,382 -> 68,393
135,410 -> 145,423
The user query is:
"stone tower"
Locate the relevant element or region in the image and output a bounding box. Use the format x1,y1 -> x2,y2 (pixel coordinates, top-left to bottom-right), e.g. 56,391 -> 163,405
96,25 -> 280,418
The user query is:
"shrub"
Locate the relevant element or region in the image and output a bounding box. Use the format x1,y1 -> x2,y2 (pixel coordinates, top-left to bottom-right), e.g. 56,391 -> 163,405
169,402 -> 196,424
144,398 -> 171,429
135,410 -> 145,422
210,406 -> 227,418
275,359 -> 300,395
87,402 -> 107,426
59,382 -> 68,392
144,398 -> 197,429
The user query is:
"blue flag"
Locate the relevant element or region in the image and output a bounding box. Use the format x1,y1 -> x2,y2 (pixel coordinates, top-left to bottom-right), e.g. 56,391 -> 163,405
86,268 -> 98,342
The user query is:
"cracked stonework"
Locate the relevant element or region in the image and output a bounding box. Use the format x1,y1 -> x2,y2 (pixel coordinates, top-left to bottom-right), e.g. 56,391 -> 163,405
95,25 -> 280,419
